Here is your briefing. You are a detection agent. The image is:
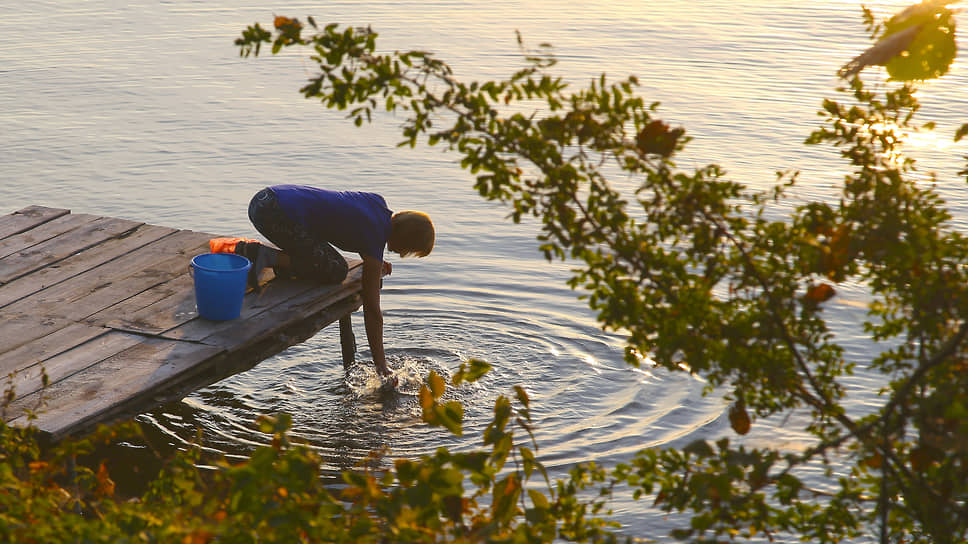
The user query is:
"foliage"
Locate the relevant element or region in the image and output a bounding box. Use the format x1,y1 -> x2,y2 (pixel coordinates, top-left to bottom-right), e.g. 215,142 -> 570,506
231,3 -> 968,542
0,359 -> 622,542
3,2 -> 967,543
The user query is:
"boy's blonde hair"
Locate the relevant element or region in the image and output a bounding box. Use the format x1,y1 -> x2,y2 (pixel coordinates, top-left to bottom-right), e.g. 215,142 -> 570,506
391,211 -> 435,257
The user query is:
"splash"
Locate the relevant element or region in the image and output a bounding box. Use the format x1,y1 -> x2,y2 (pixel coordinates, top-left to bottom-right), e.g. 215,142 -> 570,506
344,353 -> 454,398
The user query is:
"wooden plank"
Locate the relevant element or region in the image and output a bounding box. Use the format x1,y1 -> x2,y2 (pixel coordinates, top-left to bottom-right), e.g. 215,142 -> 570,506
209,294 -> 362,384
0,223 -> 177,309
7,337 -> 223,440
157,277 -> 320,342
0,322 -> 108,380
162,260 -> 363,344
2,330 -> 143,402
0,206 -> 70,240
122,295 -> 362,418
2,229 -> 213,321
120,294 -> 363,425
51,232 -> 214,322
85,272 -> 198,334
0,206 -> 373,441
0,216 -> 144,284
85,261 -> 279,335
188,279 -> 329,342
210,271 -> 362,353
91,265 -> 275,335
0,313 -> 77,357
0,213 -> 101,261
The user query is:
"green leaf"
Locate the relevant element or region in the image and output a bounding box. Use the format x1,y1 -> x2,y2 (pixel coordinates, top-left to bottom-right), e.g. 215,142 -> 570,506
884,6 -> 957,81
228,15 -> 968,542
435,400 -> 464,436
520,446 -> 536,477
452,358 -> 492,385
683,439 -> 714,458
528,488 -> 550,509
492,396 -> 512,432
513,385 -> 530,409
490,434 -> 513,471
492,474 -> 521,522
955,123 -> 968,142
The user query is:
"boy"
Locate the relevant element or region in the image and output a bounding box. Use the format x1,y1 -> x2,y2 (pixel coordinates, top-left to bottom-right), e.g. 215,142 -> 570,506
236,185 -> 435,381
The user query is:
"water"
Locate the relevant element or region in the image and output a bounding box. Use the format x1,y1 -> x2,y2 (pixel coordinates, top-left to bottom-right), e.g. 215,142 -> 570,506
3,0 -> 967,539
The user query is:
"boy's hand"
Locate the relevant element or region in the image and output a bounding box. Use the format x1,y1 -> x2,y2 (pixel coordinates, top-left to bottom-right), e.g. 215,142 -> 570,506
382,261 -> 392,276
378,367 -> 398,388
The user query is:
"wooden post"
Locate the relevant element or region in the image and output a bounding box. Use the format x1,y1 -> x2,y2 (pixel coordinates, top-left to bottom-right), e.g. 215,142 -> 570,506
339,313 -> 356,369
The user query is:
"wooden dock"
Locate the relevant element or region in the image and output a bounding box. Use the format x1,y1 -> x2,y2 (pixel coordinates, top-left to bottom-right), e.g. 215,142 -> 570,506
0,206 -> 364,441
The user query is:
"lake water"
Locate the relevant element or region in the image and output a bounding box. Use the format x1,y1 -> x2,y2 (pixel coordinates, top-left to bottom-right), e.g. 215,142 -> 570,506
3,1 -> 967,539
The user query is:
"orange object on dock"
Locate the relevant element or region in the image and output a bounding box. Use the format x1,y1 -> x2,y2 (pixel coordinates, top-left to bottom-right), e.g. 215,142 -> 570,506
209,237 -> 258,254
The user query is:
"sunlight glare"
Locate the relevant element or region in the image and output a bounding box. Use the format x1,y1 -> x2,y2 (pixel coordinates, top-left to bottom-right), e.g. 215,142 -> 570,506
581,354 -> 603,375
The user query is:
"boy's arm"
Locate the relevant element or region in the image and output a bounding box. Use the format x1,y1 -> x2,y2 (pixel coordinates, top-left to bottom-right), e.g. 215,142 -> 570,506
360,255 -> 391,376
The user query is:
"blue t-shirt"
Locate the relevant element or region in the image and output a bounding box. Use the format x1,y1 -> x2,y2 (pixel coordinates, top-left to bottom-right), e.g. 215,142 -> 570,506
270,185 -> 393,261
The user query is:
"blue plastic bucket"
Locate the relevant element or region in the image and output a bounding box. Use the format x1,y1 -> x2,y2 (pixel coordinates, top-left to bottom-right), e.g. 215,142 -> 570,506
190,253 -> 252,321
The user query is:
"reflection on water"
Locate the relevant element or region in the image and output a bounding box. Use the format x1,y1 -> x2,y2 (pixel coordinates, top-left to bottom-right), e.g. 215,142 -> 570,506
138,303 -> 717,475
3,0 -> 967,538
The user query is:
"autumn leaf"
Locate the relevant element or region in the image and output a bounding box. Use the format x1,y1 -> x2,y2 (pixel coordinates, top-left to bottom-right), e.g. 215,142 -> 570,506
818,223 -> 853,281
443,494 -> 464,523
96,462 -> 116,498
803,283 -> 837,305
635,120 -> 684,158
182,531 -> 213,544
272,15 -> 304,51
862,452 -> 884,469
428,370 -> 446,399
419,385 -> 436,422
908,447 -> 938,471
729,401 -> 751,435
274,16 -> 299,30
